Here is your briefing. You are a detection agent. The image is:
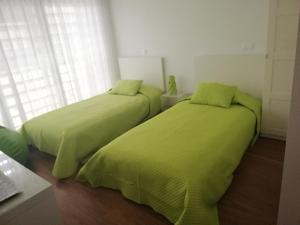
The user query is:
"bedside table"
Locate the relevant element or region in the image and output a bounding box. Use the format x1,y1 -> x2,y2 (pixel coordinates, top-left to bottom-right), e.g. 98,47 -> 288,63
161,93 -> 189,110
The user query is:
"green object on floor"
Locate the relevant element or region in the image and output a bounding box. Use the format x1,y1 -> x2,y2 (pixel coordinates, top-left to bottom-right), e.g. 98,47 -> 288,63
0,126 -> 28,165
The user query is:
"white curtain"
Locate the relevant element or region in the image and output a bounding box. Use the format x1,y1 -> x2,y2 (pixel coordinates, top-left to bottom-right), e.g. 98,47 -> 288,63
0,0 -> 119,130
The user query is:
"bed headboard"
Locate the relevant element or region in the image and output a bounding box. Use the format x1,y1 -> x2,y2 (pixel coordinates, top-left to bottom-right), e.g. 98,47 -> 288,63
194,54 -> 266,98
118,57 -> 165,91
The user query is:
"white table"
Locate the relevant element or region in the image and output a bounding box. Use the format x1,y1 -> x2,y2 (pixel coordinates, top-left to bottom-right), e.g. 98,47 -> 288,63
161,93 -> 190,110
0,151 -> 63,225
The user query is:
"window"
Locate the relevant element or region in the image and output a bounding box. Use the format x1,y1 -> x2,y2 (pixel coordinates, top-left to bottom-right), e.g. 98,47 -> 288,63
0,16 -> 63,128
0,0 -> 114,130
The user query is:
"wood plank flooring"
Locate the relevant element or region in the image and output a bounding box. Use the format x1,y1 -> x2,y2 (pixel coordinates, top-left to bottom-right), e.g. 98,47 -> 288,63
27,137 -> 285,225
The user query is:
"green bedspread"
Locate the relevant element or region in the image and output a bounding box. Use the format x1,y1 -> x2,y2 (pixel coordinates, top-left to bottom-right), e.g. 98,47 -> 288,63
21,88 -> 162,178
77,98 -> 261,225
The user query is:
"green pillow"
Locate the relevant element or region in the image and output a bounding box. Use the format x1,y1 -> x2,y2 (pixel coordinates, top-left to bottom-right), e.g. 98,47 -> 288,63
110,80 -> 143,96
190,83 -> 237,108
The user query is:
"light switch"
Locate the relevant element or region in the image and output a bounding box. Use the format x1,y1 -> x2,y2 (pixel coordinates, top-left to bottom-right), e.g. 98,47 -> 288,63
140,49 -> 148,56
241,42 -> 255,50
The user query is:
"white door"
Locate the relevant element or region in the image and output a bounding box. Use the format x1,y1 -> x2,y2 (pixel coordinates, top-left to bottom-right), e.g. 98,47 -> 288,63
263,0 -> 300,138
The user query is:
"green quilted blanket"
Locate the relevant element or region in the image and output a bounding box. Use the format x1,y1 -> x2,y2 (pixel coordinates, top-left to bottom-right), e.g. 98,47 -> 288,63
22,88 -> 162,178
77,98 -> 261,225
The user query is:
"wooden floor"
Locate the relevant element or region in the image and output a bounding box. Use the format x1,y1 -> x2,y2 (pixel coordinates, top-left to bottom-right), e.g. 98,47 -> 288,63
27,137 -> 285,225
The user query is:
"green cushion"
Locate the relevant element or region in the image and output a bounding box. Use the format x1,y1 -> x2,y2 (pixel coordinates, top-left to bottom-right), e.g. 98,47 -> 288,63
190,83 -> 237,108
0,126 -> 28,165
110,80 -> 143,96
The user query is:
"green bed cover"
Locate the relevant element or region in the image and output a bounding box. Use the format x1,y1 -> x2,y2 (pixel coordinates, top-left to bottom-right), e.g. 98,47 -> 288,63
21,87 -> 162,178
77,97 -> 261,225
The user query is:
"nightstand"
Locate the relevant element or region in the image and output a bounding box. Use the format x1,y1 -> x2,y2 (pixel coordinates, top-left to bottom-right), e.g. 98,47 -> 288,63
161,93 -> 190,111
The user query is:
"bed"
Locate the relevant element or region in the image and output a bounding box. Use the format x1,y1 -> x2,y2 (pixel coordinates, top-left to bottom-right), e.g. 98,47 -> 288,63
21,87 -> 162,178
21,57 -> 165,178
77,93 -> 261,225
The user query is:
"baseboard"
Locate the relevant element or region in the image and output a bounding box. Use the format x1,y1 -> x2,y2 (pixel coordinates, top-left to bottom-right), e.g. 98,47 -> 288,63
260,133 -> 286,141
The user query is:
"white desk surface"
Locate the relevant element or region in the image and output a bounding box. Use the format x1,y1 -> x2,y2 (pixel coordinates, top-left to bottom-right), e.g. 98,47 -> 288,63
0,151 -> 52,221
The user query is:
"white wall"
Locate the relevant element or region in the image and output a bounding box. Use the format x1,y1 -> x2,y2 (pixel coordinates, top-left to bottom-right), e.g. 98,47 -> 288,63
109,0 -> 270,92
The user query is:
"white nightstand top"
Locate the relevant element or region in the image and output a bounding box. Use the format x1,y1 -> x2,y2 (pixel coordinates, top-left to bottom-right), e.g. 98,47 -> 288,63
161,93 -> 190,111
161,93 -> 190,99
